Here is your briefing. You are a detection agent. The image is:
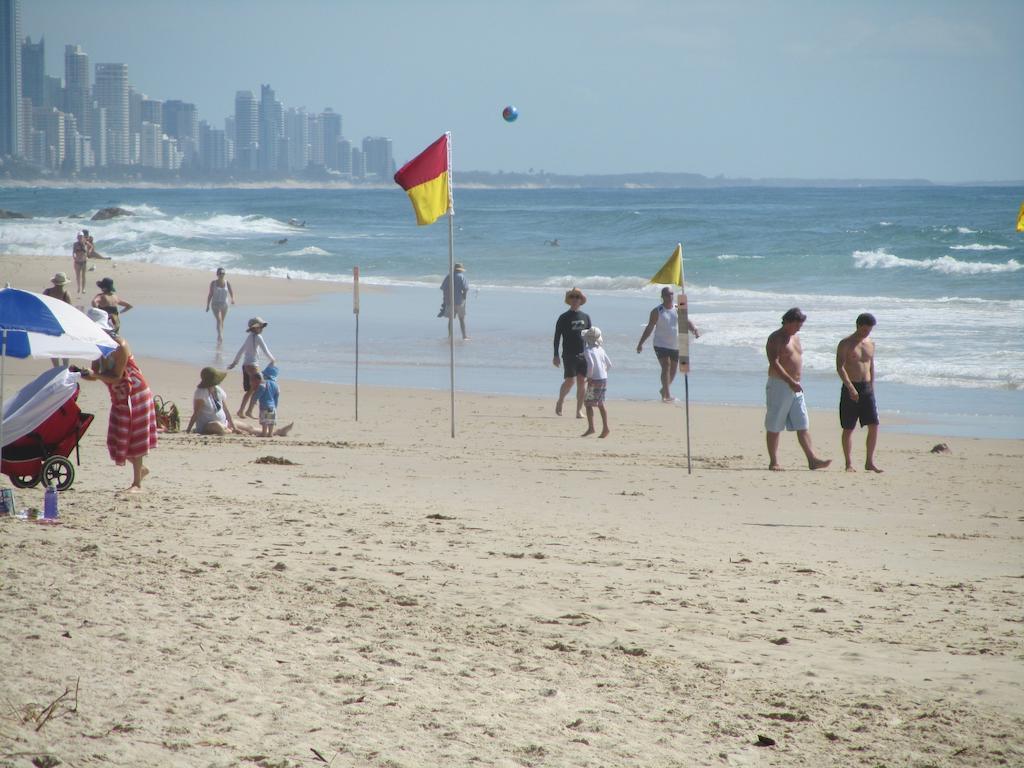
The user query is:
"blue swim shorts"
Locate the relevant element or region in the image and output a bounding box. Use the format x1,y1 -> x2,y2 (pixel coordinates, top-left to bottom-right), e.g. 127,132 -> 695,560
765,377 -> 809,432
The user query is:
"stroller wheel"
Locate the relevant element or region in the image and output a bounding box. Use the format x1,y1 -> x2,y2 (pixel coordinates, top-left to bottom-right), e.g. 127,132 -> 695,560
41,456 -> 75,492
10,473 -> 40,489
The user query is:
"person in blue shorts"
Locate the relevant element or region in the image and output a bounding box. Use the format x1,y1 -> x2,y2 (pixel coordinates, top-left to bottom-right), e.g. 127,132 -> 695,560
764,308 -> 831,471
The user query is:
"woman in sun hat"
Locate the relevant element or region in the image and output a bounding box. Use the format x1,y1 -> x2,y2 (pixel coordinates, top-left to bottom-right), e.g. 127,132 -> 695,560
185,366 -> 292,437
42,273 -> 73,367
227,317 -> 275,419
78,307 -> 157,493
91,276 -> 133,334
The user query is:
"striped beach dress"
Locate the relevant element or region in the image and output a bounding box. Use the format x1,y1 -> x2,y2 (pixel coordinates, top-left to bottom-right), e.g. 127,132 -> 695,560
105,355 -> 158,464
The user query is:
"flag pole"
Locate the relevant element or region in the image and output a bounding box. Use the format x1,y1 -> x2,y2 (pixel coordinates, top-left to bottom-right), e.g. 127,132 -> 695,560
675,243 -> 692,475
353,266 -> 360,421
446,132 -> 456,438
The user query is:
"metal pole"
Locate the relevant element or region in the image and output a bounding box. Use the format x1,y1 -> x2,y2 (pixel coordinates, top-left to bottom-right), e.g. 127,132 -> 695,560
354,312 -> 359,422
0,330 -> 6,470
447,132 -> 456,439
684,373 -> 692,475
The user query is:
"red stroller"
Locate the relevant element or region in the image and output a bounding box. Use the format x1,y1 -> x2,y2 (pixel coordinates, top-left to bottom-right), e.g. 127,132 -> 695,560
1,367 -> 94,491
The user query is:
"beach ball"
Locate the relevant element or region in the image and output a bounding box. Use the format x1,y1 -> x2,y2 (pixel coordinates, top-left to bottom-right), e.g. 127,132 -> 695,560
502,105 -> 519,123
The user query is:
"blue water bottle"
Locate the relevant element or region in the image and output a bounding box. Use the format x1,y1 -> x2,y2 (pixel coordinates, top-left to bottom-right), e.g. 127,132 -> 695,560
44,484 -> 59,519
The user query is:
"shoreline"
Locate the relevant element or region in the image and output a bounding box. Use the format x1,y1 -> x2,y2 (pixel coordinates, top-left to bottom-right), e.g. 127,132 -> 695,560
3,254 -> 1021,441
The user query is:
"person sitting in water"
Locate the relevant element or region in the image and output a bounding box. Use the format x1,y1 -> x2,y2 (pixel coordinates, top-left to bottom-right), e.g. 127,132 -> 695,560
185,367 -> 292,436
91,277 -> 133,334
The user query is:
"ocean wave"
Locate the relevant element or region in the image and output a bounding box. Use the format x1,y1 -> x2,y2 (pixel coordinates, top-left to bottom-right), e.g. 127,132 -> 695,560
540,274 -> 652,291
949,243 -> 1009,252
282,246 -> 331,256
717,254 -> 764,261
104,203 -> 166,217
852,249 -> 1022,275
957,226 -> 978,234
122,243 -> 242,270
879,221 -> 893,226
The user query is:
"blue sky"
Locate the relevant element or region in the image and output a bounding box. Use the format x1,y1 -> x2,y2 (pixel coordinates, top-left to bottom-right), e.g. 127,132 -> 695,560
26,0 -> 1024,181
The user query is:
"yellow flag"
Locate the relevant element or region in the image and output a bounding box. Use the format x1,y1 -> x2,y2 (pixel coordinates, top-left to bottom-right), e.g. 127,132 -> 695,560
1017,202 -> 1024,233
649,243 -> 683,286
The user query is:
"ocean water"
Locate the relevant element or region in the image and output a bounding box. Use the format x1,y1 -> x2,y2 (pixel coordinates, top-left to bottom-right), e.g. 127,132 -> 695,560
1,185 -> 1022,439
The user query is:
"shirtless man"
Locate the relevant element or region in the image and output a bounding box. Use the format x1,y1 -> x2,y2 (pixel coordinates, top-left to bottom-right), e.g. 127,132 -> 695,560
764,307 -> 831,471
836,313 -> 882,473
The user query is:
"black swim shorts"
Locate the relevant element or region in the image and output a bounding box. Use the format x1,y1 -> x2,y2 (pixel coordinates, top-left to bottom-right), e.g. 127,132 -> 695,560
653,346 -> 679,362
839,382 -> 879,429
562,353 -> 587,379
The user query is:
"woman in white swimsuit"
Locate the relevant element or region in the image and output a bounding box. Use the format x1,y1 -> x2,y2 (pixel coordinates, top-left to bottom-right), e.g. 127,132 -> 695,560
205,267 -> 235,343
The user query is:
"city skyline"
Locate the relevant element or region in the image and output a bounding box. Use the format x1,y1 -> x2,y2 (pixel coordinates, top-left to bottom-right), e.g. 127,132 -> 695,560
10,0 -> 1024,182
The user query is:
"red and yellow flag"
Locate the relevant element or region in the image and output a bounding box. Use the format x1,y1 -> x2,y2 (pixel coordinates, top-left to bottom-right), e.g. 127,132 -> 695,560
394,133 -> 450,226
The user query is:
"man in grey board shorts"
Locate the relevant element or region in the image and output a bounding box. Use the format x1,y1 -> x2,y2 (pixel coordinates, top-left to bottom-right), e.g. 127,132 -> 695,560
764,307 -> 831,471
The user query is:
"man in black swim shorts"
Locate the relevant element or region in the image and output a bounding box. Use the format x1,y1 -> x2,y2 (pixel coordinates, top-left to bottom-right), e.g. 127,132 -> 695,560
552,287 -> 592,418
836,313 -> 882,473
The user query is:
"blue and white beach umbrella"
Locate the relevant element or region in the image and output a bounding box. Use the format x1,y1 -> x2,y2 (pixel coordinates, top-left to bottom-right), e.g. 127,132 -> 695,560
0,287 -> 118,464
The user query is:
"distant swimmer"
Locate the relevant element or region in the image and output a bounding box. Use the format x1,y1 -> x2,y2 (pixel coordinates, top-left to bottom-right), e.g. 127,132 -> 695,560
277,238 -> 288,245
546,238 -> 560,247
288,219 -> 306,228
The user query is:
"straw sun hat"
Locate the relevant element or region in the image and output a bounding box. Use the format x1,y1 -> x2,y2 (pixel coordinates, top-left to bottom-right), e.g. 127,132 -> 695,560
199,367 -> 227,388
51,272 -> 70,286
564,287 -> 587,305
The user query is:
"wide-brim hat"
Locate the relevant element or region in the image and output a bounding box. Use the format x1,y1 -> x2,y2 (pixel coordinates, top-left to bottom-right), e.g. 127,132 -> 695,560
86,306 -> 113,331
247,316 -> 268,331
454,263 -> 465,272
564,287 -> 587,305
51,272 -> 70,286
199,366 -> 227,388
96,277 -> 115,292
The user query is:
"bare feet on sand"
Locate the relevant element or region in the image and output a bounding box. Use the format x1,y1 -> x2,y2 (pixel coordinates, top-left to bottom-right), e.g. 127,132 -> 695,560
581,428 -> 595,437
865,464 -> 883,473
576,410 -> 583,419
599,429 -> 610,438
275,422 -> 294,437
555,400 -> 563,416
809,458 -> 832,470
769,463 -> 784,471
845,465 -> 857,472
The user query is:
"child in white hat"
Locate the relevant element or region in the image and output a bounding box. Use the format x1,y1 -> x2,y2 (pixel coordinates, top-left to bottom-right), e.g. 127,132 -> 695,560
581,326 -> 611,438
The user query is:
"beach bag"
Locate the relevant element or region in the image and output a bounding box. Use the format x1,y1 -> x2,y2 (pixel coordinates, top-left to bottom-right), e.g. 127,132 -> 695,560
154,396 -> 180,433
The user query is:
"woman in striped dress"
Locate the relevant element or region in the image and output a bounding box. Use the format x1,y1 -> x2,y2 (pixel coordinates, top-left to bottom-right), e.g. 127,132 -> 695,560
80,308 -> 157,493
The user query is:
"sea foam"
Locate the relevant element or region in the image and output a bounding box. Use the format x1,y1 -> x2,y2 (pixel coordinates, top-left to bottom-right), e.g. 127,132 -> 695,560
853,249 -> 1022,275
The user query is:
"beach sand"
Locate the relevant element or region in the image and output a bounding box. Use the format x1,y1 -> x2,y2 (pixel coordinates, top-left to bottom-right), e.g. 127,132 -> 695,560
1,255 -> 1022,767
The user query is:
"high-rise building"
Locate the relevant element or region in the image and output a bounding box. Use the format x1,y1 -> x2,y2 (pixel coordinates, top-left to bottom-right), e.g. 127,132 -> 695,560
320,108 -> 341,169
0,0 -> 22,157
63,44 -> 89,139
94,63 -> 129,165
31,105 -> 64,169
234,89 -> 257,171
164,99 -> 198,166
89,103 -> 105,167
337,137 -> 352,176
141,98 -> 162,128
350,146 -> 364,179
258,84 -> 283,172
43,74 -> 61,109
284,107 -> 309,171
361,136 -> 393,180
20,34 -> 41,107
199,120 -> 227,171
139,120 -> 161,168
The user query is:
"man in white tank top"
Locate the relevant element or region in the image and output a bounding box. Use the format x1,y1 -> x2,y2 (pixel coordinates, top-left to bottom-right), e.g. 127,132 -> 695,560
636,287 -> 700,403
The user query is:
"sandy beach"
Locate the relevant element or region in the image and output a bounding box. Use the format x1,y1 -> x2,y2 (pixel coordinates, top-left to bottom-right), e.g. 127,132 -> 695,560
1,255 -> 1022,767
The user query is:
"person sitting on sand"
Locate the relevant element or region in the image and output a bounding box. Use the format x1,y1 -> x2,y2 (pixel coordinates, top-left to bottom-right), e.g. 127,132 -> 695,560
205,267 -> 235,343
227,317 -> 275,419
91,277 -> 133,334
185,366 -> 292,436
581,327 -> 611,438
